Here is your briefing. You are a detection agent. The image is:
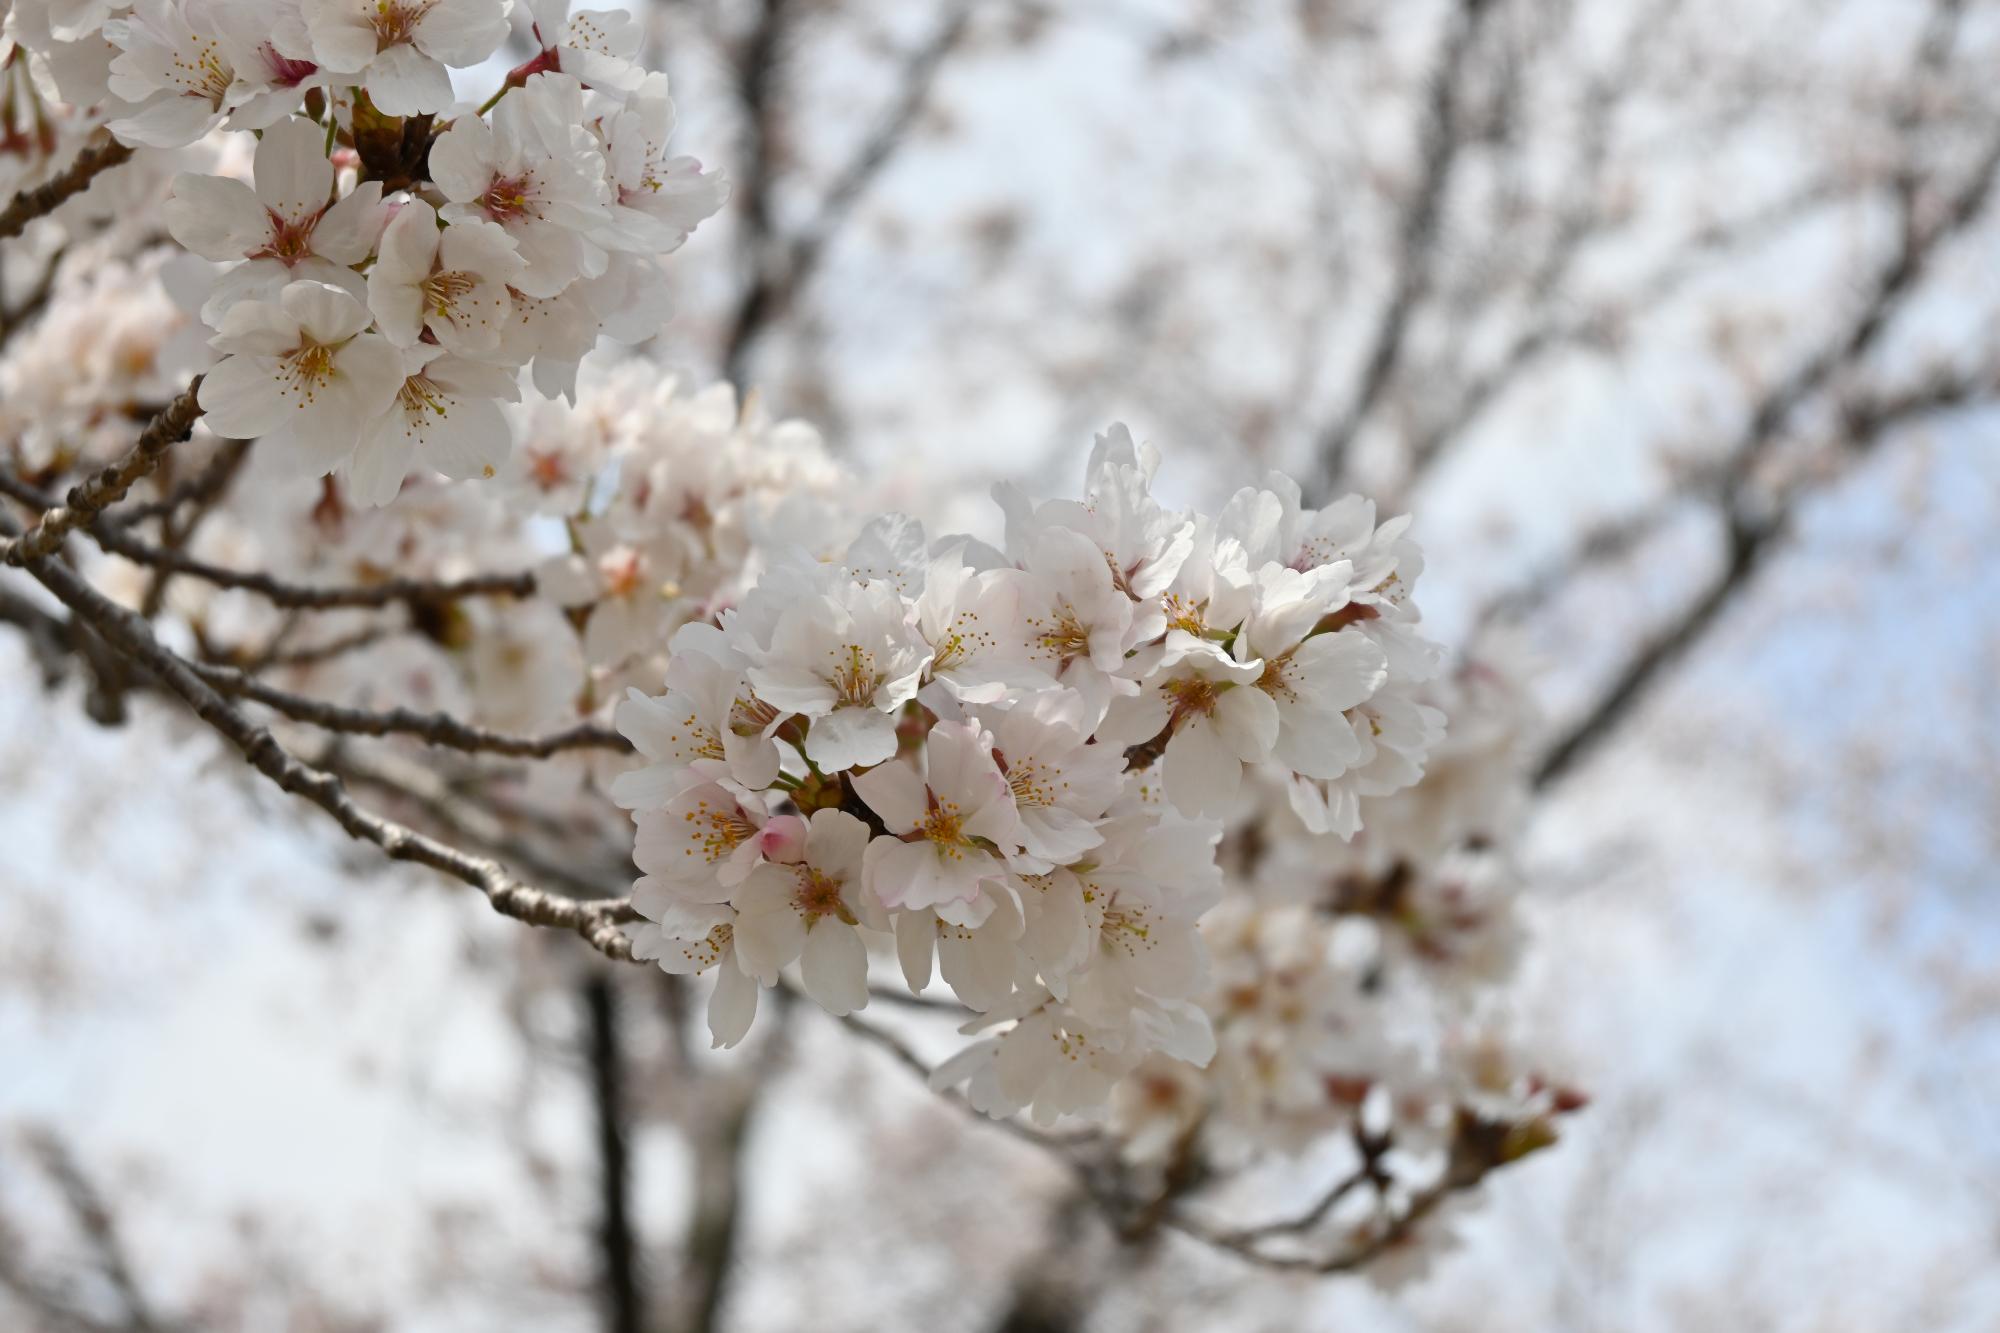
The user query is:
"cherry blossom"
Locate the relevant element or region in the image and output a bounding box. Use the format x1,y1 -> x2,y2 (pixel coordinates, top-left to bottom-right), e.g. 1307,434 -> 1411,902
856,719 -> 1018,919
428,72 -> 611,297
521,0 -> 644,95
731,808 -> 877,1015
345,345 -> 518,506
165,115 -> 386,323
198,279 -> 402,477
365,199 -> 522,357
298,0 -> 508,115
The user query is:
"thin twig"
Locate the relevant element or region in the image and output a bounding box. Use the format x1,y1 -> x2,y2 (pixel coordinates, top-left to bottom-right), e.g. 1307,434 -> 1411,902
17,544 -> 638,960
0,135 -> 135,241
1,379 -> 204,566
188,657 -> 631,758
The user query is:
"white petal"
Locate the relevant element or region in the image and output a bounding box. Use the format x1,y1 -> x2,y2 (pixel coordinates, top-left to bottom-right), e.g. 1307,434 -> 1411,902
164,172 -> 265,260
801,706 -> 898,774
253,115 -> 333,223
1162,719 -> 1243,819
196,353 -> 290,439
362,42 -> 455,115
894,907 -> 935,992
799,923 -> 868,1016
313,181 -> 387,264
707,960 -> 759,1049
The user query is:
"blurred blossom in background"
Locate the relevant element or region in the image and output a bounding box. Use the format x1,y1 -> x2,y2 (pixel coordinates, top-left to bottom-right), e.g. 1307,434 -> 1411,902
4,0 -> 1999,1329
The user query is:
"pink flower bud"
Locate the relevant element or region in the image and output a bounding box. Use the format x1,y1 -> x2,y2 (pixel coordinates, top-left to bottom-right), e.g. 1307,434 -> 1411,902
757,815 -> 809,864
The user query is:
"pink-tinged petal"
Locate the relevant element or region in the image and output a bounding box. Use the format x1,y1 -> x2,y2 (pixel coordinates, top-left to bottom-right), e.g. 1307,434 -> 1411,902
278,280 -> 371,343
313,181 -> 388,264
111,93 -> 222,149
426,118 -> 495,203
756,815 -> 809,864
200,260 -> 294,329
362,41 -> 454,115
252,115 -> 334,223
195,353 -> 291,439
801,706 -> 897,773
707,959 -> 758,1049
893,907 -> 934,991
1162,718 -> 1243,820
744,663 -> 833,715
411,0 -> 510,65
732,871 -> 806,983
164,172 -> 265,260
1288,630 -> 1389,713
1212,682 -> 1279,760
804,808 -> 871,881
304,5 -> 378,72
334,331 -> 408,418
345,406 -> 415,506
799,923 -> 869,1016
850,759 -> 926,834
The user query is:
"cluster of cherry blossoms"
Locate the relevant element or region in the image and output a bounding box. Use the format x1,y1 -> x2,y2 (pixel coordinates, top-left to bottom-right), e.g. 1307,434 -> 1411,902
0,0 -> 1574,1166
1098,657 -> 1582,1278
611,429 -> 1450,1123
4,0 -> 725,505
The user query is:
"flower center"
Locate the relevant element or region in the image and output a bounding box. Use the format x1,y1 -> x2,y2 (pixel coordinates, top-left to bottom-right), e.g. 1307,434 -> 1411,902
681,796 -> 755,864
792,868 -> 852,925
481,173 -> 538,224
930,611 -> 995,674
826,644 -> 882,708
1099,900 -> 1155,956
1162,593 -> 1207,637
527,450 -> 569,489
280,339 -> 339,404
662,705 -> 725,762
673,922 -> 733,970
917,789 -> 967,855
169,36 -> 233,105
729,693 -> 779,738
422,270 -> 479,320
598,547 -> 645,599
1256,649 -> 1297,702
395,372 -> 449,419
1030,602 -> 1091,666
1161,675 -> 1219,723
1005,757 -> 1056,809
256,209 -> 320,264
371,0 -> 439,48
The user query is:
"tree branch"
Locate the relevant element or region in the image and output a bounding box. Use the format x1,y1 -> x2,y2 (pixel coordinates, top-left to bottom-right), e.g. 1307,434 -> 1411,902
0,379 -> 204,567
1310,0 -> 1494,495
585,978 -> 643,1333
13,540 -> 638,960
720,0 -> 974,387
187,657 -> 630,758
0,135 -> 135,242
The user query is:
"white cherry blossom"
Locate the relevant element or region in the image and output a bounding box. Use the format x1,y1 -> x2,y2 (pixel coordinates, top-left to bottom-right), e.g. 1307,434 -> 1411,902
199,279 -> 402,477
366,199 -> 523,356
346,345 -> 518,506
633,779 -> 802,901
731,808 -> 877,1015
611,631 -> 785,808
164,115 -> 385,323
300,0 -> 509,115
627,898 -> 759,1049
977,691 -> 1125,871
589,74 -> 728,254
1100,639 -> 1272,820
524,0 -> 644,95
429,72 -> 611,297
856,719 -> 1018,919
744,571 -> 930,774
